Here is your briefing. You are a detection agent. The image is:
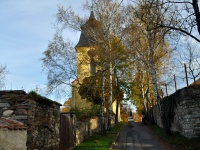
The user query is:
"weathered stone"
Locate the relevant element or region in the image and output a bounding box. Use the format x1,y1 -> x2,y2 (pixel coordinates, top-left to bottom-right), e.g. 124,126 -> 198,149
15,109 -> 27,115
27,110 -> 33,116
152,85 -> 200,138
0,90 -> 61,150
12,115 -> 28,120
2,109 -> 14,117
0,103 -> 10,108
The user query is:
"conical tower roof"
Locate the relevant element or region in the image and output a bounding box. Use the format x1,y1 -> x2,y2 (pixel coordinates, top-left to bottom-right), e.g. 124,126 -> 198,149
76,11 -> 103,47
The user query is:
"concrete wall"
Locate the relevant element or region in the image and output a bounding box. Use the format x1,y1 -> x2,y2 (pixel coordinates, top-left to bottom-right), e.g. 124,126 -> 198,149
0,129 -> 27,150
152,85 -> 200,138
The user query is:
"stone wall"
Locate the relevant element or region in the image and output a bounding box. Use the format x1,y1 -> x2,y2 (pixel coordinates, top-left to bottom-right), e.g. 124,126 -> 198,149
0,90 -> 61,149
76,116 -> 115,145
76,117 -> 100,145
152,85 -> 200,138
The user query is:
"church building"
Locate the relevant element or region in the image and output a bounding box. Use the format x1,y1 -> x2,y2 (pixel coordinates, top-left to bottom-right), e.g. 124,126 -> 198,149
72,11 -> 121,121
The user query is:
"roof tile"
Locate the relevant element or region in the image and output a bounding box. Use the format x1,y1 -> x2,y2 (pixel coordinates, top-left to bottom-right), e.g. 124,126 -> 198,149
0,117 -> 26,130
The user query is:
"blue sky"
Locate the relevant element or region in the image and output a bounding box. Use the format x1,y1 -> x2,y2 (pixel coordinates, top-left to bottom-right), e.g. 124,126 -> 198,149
1,0 -> 198,108
0,0 -> 86,104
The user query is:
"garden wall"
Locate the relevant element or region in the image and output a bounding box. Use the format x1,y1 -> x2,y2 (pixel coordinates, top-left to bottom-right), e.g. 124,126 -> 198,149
0,90 -> 61,149
76,116 -> 115,145
152,85 -> 200,138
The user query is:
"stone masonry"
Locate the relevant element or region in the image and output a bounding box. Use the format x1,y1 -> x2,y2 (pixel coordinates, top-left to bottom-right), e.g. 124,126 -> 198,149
152,85 -> 200,138
0,90 -> 61,150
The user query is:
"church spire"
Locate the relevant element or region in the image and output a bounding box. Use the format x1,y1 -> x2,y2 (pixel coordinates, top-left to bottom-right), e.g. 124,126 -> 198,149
89,11 -> 95,20
75,11 -> 102,47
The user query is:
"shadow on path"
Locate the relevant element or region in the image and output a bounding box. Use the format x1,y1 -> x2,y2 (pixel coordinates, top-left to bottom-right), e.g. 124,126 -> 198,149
115,122 -> 168,150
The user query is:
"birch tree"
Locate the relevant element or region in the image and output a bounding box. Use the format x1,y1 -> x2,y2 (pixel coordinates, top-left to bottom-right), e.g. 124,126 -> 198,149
177,41 -> 200,85
156,0 -> 200,42
124,0 -> 172,107
42,33 -> 77,94
42,0 -> 128,135
83,0 -> 129,131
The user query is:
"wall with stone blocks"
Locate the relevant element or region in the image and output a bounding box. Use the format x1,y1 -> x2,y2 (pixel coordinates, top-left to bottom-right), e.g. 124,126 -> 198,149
76,117 -> 101,145
152,85 -> 200,138
76,116 -> 115,145
0,90 -> 61,149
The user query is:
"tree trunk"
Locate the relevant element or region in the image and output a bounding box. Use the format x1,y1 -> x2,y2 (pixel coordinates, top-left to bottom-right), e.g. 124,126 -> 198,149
192,0 -> 200,35
148,30 -> 160,104
115,100 -> 119,124
108,43 -> 113,131
108,69 -> 112,130
101,70 -> 106,136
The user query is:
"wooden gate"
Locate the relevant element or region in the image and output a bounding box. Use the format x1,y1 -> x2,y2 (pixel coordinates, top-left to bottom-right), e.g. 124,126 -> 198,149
60,112 -> 76,150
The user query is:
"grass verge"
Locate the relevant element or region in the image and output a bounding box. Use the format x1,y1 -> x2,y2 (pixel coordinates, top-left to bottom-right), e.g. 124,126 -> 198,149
149,124 -> 200,150
73,122 -> 125,150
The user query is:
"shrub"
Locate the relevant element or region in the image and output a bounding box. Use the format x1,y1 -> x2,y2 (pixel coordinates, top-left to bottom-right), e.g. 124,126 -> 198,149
70,104 -> 101,120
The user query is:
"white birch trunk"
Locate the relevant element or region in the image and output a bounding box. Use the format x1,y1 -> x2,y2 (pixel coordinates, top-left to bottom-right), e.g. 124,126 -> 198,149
148,30 -> 160,104
108,40 -> 112,130
101,66 -> 106,136
140,71 -> 148,113
108,66 -> 112,130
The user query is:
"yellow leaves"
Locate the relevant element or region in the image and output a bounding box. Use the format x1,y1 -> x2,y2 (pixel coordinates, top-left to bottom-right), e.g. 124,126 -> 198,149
61,98 -> 72,112
61,107 -> 70,113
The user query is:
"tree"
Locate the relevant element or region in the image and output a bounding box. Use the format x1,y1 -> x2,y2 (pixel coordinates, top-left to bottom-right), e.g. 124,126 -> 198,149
79,71 -> 124,108
176,40 -> 200,85
124,0 -> 173,108
61,98 -> 72,112
83,0 -> 129,131
151,0 -> 200,42
0,64 -> 8,89
42,32 -> 77,96
42,0 -> 129,135
79,74 -> 102,105
77,33 -> 127,132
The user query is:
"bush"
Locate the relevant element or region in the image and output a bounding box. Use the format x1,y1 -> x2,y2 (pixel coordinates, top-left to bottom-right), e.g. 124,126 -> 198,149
70,104 -> 101,120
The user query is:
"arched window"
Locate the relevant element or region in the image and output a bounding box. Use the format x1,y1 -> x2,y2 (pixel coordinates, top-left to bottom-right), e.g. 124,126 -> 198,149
90,58 -> 96,76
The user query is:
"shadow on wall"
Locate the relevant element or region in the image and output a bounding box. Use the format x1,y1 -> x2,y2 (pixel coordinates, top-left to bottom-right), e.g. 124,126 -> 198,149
150,85 -> 200,138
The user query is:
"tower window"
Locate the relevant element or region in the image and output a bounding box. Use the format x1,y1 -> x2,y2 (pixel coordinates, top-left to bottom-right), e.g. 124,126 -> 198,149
90,58 -> 96,76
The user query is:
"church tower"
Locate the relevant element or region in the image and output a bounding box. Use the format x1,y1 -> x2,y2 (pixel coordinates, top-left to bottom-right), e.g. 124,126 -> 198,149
72,11 -> 103,108
75,11 -> 103,83
72,11 -> 121,122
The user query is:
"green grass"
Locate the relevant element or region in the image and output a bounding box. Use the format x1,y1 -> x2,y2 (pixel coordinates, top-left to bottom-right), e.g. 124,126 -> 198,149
73,122 -> 124,150
149,124 -> 200,150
